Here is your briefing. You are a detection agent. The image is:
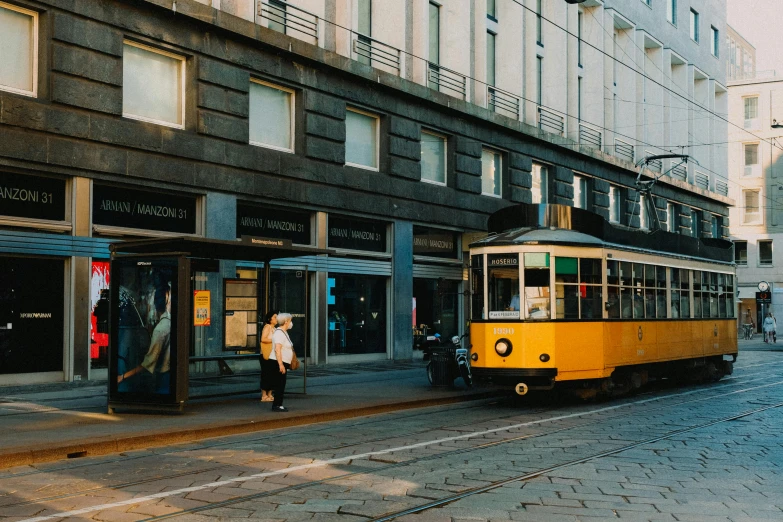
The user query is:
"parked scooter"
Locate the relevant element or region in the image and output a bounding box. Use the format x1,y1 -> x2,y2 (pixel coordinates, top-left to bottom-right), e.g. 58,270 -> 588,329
425,332 -> 472,387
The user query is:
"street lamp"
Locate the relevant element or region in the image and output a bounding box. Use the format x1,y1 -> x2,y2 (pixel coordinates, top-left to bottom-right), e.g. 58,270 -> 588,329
773,119 -> 783,129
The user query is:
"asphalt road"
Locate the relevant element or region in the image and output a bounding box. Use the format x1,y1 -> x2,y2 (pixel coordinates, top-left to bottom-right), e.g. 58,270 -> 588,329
1,347 -> 781,522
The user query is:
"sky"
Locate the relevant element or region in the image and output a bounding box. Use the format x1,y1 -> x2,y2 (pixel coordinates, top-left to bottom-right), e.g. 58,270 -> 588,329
727,0 -> 783,74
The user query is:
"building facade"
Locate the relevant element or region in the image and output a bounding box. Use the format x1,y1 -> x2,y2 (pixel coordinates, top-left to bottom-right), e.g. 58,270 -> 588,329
726,24 -> 755,81
728,70 -> 783,329
0,0 -> 732,386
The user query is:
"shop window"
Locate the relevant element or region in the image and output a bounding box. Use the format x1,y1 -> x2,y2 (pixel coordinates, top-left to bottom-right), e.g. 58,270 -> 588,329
122,41 -> 185,128
524,252 -> 550,320
734,240 -> 748,265
421,130 -> 447,185
471,254 -> 485,320
0,257 -> 65,375
481,148 -> 502,197
0,2 -> 37,97
345,108 -> 379,169
90,261 -> 111,370
327,274 -> 386,355
249,80 -> 294,152
488,254 -> 520,319
413,278 -> 459,337
759,240 -> 773,265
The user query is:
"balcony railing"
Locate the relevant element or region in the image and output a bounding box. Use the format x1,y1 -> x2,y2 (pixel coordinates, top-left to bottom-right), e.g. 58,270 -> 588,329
578,123 -> 601,149
538,107 -> 564,135
716,180 -> 729,196
671,164 -> 687,180
257,0 -> 319,43
353,35 -> 401,73
488,87 -> 520,119
614,139 -> 634,163
695,172 -> 710,190
427,63 -> 467,100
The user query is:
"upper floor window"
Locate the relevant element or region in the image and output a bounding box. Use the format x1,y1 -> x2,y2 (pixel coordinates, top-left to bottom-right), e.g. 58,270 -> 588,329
667,0 -> 677,25
536,0 -> 543,45
734,240 -> 748,265
759,240 -> 773,266
642,0 -> 652,6
743,189 -> 761,224
573,175 -> 588,209
577,12 -> 583,67
122,41 -> 185,128
744,97 -> 759,129
690,208 -> 701,238
357,0 -> 372,65
345,108 -> 379,170
609,185 -> 622,224
711,26 -> 719,57
639,195 -> 649,230
421,130 -> 446,185
532,163 -> 548,204
429,2 -> 440,65
689,9 -> 699,42
0,1 -> 38,97
667,202 -> 677,232
486,31 -> 496,87
249,80 -> 294,152
710,215 -> 721,238
487,0 -> 496,20
481,148 -> 502,197
743,143 -> 760,176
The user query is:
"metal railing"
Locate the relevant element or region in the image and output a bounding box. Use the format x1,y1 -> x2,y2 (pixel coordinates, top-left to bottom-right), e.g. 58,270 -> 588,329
488,87 -> 520,119
538,106 -> 564,135
716,181 -> 729,196
671,164 -> 687,180
353,35 -> 401,73
427,62 -> 467,100
578,123 -> 602,149
695,172 -> 710,190
614,140 -> 634,162
257,0 -> 319,43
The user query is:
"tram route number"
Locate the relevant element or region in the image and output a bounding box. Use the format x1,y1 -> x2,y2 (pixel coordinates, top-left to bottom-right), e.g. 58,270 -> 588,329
493,327 -> 515,335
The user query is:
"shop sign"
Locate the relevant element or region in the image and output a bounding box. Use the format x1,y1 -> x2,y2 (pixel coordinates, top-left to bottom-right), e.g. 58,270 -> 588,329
0,171 -> 66,221
756,291 -> 771,304
328,215 -> 387,252
237,203 -> 312,244
413,226 -> 459,258
488,254 -> 519,267
240,236 -> 292,248
193,290 -> 211,326
92,184 -> 197,234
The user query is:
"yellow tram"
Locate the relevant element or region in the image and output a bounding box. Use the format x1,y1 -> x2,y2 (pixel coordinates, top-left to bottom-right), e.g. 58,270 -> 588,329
469,203 -> 737,399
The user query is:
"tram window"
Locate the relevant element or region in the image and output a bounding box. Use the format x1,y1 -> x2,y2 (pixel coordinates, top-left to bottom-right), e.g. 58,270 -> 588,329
620,262 -> 632,286
633,264 -> 645,288
692,270 -> 702,318
656,266 -> 666,287
471,255 -> 485,320
718,273 -> 727,318
621,287 -> 634,319
726,275 -> 735,318
607,286 -> 620,319
580,259 -> 602,319
710,272 -> 719,317
680,269 -> 690,318
524,252 -> 550,320
555,257 -> 578,319
671,268 -> 681,318
581,259 -> 602,284
645,265 -> 656,287
607,260 -> 619,285
488,254 -> 520,319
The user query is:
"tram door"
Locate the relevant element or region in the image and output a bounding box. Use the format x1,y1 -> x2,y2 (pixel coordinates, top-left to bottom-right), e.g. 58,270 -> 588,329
265,267 -> 308,392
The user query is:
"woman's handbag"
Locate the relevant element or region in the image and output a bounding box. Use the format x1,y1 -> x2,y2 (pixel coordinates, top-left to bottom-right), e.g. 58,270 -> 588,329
290,352 -> 300,371
261,342 -> 273,360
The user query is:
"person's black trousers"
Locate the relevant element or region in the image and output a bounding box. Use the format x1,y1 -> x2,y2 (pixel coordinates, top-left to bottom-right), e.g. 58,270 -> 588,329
272,362 -> 291,408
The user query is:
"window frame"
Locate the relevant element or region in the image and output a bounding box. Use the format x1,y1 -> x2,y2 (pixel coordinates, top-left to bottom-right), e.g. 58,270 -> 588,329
743,189 -> 762,225
345,106 -> 380,171
481,147 -> 503,198
122,40 -> 186,129
573,174 -> 588,209
0,1 -> 39,98
759,240 -> 773,266
666,0 -> 677,26
710,26 -> 719,57
609,185 -> 622,224
531,163 -> 549,204
420,129 -> 448,186
689,8 -> 699,43
734,240 -> 748,265
248,78 -> 296,153
667,202 -> 677,232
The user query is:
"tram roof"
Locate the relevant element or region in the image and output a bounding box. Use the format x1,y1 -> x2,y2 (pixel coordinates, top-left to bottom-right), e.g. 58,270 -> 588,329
473,203 -> 734,264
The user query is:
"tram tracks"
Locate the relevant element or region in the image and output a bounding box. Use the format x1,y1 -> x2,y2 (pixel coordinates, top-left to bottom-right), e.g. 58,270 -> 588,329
12,376 -> 783,522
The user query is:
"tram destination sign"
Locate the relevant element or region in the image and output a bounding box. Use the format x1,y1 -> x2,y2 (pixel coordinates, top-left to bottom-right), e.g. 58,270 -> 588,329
93,184 -> 197,234
237,203 -> 312,245
487,254 -> 519,267
0,171 -> 66,221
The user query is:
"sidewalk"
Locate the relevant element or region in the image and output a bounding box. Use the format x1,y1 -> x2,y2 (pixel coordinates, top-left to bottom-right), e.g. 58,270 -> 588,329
0,359 -> 494,470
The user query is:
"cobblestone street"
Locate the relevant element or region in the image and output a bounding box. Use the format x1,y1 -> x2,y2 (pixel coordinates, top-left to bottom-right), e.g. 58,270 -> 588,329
0,346 -> 781,522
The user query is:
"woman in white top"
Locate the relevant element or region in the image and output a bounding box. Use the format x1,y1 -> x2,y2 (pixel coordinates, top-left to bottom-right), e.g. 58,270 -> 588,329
269,312 -> 295,411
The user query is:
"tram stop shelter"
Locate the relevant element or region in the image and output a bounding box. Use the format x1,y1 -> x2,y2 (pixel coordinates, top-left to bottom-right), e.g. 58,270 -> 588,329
106,236 -> 334,413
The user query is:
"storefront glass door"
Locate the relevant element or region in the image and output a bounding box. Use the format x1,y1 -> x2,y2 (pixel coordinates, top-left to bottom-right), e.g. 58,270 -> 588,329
328,274 -> 387,355
412,278 -> 460,338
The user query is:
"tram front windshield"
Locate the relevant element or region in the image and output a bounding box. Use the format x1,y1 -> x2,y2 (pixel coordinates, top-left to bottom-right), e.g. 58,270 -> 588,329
487,254 -> 520,319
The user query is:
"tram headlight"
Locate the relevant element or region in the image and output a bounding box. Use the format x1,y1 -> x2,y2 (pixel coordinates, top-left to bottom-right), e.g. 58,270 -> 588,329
495,338 -> 512,357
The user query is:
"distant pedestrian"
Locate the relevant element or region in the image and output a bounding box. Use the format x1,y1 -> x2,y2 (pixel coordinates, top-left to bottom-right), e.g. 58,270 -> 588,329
763,312 -> 776,343
269,313 -> 296,412
259,311 -> 278,402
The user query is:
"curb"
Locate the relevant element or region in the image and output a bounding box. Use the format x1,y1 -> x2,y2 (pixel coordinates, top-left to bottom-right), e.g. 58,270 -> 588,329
0,392 -> 499,470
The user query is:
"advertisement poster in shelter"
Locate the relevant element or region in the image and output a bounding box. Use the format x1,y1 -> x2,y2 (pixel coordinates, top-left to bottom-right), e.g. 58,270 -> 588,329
111,258 -> 179,399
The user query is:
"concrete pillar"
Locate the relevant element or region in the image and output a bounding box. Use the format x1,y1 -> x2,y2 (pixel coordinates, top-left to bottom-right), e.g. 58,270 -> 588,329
392,220 -> 413,361
71,176 -> 91,381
